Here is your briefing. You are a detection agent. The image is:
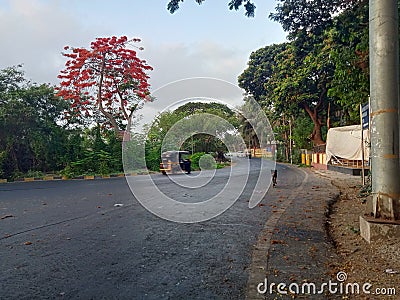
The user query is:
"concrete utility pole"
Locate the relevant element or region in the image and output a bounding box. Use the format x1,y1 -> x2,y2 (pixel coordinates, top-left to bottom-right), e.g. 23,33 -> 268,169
369,0 -> 400,221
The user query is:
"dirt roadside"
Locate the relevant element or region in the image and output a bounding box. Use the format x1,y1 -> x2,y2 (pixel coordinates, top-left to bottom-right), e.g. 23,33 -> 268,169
313,169 -> 400,299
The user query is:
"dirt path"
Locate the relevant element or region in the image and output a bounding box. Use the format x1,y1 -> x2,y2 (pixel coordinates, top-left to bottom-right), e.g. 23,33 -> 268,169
314,169 -> 400,299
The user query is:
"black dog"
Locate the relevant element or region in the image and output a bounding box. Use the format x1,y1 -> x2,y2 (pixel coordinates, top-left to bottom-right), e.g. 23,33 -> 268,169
271,170 -> 277,187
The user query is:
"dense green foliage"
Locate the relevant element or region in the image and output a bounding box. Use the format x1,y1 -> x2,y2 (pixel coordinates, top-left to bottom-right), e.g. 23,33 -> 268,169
236,0 -> 383,165
0,66 -> 67,179
144,102 -> 238,171
0,66 -> 123,180
0,72 -> 239,179
239,1 -> 373,152
60,127 -> 123,178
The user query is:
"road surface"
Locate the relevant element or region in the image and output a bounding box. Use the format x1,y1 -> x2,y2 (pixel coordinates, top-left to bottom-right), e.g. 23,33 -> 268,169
0,159 -> 309,299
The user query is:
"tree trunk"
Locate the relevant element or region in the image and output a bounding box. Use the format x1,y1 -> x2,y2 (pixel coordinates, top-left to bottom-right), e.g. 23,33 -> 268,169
311,119 -> 324,146
283,130 -> 289,161
303,103 -> 325,146
98,54 -> 121,138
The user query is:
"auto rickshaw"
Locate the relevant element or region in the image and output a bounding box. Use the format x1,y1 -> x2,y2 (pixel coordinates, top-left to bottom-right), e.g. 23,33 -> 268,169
159,151 -> 191,175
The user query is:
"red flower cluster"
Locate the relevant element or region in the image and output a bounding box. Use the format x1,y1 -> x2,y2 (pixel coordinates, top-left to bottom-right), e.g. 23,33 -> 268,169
56,36 -> 153,131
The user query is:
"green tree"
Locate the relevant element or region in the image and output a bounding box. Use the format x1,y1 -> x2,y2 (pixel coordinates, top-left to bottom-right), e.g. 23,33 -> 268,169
238,43 -> 288,104
325,1 -> 369,123
145,110 -> 185,171
0,66 -> 70,179
144,102 -> 239,170
270,0 -> 361,38
239,38 -> 333,146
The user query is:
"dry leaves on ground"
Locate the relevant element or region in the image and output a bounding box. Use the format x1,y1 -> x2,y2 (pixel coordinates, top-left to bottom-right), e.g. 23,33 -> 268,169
326,172 -> 400,298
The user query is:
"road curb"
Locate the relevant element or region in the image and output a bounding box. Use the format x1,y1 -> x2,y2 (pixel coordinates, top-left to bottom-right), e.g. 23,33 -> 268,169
0,172 -> 159,184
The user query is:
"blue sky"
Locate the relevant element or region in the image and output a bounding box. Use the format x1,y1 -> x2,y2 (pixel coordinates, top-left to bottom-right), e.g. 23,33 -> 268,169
0,0 -> 287,91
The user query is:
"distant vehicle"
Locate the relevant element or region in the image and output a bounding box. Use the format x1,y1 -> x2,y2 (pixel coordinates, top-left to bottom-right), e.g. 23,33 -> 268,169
160,151 -> 191,175
224,151 -> 247,158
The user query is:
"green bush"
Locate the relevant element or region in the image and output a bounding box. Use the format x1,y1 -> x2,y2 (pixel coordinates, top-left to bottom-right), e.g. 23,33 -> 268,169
190,152 -> 205,170
24,170 -> 45,178
190,152 -> 217,170
60,165 -> 75,179
216,162 -> 230,169
198,154 -> 217,170
145,143 -> 161,172
60,149 -> 121,177
146,151 -> 161,171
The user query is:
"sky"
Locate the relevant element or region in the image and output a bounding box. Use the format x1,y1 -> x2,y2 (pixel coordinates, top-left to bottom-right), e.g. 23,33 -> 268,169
0,0 -> 287,91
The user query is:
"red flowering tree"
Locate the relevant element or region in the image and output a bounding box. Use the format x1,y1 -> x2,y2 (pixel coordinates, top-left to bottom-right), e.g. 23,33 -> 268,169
57,36 -> 153,138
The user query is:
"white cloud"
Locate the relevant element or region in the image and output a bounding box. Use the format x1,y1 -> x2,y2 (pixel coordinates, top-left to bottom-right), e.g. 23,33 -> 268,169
0,0 -> 249,93
0,0 -> 92,84
144,40 -> 248,91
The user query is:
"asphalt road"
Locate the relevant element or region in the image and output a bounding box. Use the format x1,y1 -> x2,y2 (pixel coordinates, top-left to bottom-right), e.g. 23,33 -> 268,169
0,159 -> 305,300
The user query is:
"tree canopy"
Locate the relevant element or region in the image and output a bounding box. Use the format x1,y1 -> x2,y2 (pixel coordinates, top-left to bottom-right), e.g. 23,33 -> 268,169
0,66 -> 68,179
57,36 -> 153,136
144,101 -> 240,170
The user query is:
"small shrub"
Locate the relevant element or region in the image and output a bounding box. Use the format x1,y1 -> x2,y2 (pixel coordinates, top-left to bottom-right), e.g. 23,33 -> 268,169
190,152 -> 218,170
198,154 -> 217,170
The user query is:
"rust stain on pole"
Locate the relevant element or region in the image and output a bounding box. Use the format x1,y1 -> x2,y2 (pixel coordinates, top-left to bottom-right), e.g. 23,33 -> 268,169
370,108 -> 398,117
383,154 -> 399,159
